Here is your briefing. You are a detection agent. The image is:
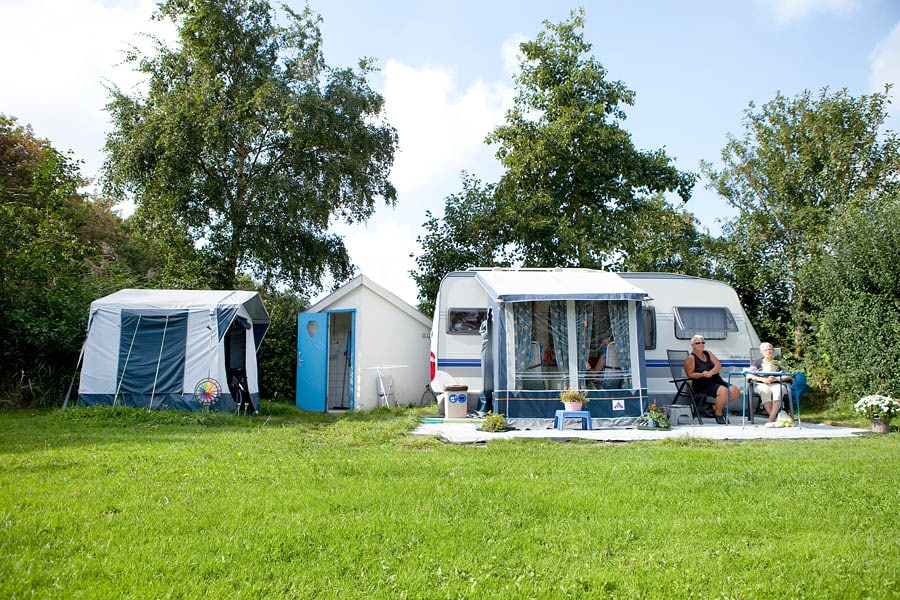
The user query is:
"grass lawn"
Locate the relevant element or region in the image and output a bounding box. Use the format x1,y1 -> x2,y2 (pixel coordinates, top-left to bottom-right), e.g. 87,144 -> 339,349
1,404 -> 898,599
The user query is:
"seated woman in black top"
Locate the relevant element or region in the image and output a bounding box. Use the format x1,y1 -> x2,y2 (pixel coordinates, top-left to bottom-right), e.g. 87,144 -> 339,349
684,334 -> 740,424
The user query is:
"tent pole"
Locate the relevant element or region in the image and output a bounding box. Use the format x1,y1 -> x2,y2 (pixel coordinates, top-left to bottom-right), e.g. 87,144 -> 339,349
148,315 -> 170,412
62,340 -> 87,410
114,315 -> 142,406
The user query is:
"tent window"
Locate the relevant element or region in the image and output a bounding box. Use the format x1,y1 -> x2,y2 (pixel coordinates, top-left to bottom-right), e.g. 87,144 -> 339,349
673,306 -> 738,340
513,300 -> 632,391
447,308 -> 487,334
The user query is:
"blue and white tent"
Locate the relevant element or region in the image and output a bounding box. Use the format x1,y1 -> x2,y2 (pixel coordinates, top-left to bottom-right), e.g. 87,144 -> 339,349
77,289 -> 270,412
473,269 -> 650,424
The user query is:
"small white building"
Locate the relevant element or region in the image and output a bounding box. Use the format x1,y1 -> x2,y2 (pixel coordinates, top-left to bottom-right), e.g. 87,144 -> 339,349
297,275 -> 432,411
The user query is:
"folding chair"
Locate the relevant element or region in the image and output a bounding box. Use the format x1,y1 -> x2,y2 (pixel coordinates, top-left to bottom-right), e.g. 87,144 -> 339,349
666,349 -> 714,425
748,346 -> 794,422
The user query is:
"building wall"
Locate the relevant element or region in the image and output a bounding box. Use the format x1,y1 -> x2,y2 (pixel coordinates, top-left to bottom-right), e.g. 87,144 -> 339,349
310,279 -> 431,411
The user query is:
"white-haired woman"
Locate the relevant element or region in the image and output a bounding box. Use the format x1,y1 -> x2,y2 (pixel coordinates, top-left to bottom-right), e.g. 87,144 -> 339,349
749,342 -> 793,427
684,334 -> 741,424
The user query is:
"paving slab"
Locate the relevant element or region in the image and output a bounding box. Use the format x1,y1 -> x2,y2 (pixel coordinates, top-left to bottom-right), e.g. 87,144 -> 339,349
411,419 -> 870,444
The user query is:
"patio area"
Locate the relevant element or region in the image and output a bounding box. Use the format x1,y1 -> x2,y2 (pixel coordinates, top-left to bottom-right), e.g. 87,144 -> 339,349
411,417 -> 870,444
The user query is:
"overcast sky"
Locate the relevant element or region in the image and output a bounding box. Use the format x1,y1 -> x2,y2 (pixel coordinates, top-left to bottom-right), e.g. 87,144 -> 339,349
2,0 -> 899,306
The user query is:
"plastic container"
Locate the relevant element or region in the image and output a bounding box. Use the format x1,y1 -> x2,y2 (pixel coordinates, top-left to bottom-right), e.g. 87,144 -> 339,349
443,384 -> 468,419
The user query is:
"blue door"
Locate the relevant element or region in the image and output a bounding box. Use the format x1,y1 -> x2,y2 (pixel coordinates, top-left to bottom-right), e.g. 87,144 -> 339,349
296,313 -> 328,411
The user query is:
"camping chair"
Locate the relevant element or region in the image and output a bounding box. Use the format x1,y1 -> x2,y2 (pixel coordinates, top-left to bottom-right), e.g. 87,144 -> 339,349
666,349 -> 714,425
748,347 -> 795,422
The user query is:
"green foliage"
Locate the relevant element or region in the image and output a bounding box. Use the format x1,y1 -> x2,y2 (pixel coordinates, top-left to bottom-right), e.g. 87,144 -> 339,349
410,174 -> 505,315
1,409 -> 899,598
480,411 -> 507,432
618,193 -> 721,276
0,116 -> 126,406
799,198 -> 900,401
411,11 -> 699,307
103,0 -> 397,294
559,389 -> 588,404
703,87 -> 900,349
255,288 -> 307,402
486,8 -> 697,269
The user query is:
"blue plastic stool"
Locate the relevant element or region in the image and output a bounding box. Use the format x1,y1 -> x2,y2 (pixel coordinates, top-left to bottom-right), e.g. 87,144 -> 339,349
554,410 -> 592,431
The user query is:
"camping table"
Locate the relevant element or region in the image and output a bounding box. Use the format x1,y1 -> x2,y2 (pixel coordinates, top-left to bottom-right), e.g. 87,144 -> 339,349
727,371 -> 801,428
725,371 -> 751,427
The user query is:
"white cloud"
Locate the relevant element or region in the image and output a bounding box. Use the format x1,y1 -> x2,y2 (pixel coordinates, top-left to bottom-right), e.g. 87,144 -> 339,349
0,0 -> 174,181
325,58 -> 514,306
870,21 -> 900,115
501,34 -> 527,77
341,219 -> 420,306
381,59 -> 512,195
756,0 -> 861,25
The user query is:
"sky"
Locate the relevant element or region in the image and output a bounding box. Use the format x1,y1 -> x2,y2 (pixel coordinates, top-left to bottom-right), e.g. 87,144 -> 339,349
2,0 -> 899,307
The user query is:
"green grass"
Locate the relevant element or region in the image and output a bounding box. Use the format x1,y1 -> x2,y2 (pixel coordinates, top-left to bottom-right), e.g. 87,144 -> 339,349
1,405 -> 898,599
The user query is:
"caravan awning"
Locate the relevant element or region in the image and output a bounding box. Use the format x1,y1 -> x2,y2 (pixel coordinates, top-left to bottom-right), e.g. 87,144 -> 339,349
473,269 -> 649,303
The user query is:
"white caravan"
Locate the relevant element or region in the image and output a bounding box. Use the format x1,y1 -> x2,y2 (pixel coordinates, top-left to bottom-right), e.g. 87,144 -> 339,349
430,270 -> 760,412
617,272 -> 760,405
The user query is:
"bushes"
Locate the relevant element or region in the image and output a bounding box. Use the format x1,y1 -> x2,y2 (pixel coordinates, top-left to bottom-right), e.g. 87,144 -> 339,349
799,197 -> 900,403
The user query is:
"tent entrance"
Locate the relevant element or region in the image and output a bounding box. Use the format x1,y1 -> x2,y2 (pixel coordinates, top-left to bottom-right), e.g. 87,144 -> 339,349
326,311 -> 354,410
225,318 -> 252,411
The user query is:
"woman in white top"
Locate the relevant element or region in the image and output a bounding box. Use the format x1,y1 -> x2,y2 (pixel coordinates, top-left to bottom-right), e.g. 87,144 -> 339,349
749,342 -> 793,427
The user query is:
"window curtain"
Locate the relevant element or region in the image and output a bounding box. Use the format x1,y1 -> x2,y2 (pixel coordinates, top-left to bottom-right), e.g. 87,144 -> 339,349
609,301 -> 631,372
576,302 -> 593,374
549,301 -> 568,376
513,303 -> 533,377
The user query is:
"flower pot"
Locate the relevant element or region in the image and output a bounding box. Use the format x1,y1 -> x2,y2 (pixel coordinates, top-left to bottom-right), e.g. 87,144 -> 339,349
871,418 -> 891,434
563,402 -> 583,411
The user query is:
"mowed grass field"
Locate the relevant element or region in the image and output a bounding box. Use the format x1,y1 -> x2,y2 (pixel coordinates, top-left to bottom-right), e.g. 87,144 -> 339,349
1,405 -> 898,599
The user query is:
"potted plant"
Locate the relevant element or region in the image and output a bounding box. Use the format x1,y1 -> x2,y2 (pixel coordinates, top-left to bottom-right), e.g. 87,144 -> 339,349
636,402 -> 671,430
854,394 -> 899,433
559,389 -> 589,411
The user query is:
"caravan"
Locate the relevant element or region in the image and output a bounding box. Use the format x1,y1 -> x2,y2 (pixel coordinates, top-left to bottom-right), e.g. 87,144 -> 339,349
430,270 -> 760,421
430,268 -> 650,425
617,272 -> 760,405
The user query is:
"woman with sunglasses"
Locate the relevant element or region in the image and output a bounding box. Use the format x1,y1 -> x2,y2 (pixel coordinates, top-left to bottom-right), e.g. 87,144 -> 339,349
684,334 -> 740,424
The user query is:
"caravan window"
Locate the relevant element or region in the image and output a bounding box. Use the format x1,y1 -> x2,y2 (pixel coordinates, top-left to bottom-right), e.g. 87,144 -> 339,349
447,308 -> 487,334
673,306 -> 738,340
642,306 -> 656,350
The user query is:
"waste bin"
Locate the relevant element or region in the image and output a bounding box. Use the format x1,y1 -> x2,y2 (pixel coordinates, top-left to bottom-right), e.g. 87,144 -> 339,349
443,385 -> 468,419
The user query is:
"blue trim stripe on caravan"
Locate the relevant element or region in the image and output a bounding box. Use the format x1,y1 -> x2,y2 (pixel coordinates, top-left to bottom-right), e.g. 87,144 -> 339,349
437,358 -> 482,368
646,359 -> 751,369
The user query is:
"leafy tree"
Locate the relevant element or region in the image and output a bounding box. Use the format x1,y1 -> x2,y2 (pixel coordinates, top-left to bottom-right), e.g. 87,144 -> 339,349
0,116 -> 123,405
798,197 -> 900,401
255,288 -> 307,402
104,0 -> 397,294
410,174 -> 506,316
702,87 -> 900,349
484,8 -> 696,269
411,10 -> 698,308
618,193 -> 720,277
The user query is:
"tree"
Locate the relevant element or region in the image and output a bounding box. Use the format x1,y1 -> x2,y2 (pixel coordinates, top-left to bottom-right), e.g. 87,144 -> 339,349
485,8 -> 696,269
798,196 -> 900,401
702,87 -> 900,349
411,9 -> 698,308
104,0 -> 397,294
0,116 -> 122,405
618,194 -> 720,277
410,174 -> 505,316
